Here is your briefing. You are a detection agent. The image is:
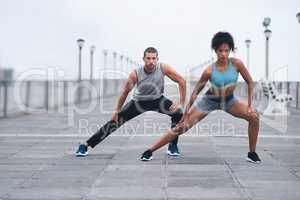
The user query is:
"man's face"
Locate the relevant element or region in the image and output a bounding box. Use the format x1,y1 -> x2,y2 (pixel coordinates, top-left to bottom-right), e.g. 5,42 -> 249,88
143,52 -> 158,71
215,43 -> 230,62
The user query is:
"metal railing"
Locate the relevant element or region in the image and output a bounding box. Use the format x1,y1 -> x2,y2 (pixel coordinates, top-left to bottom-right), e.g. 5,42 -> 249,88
1,79 -> 299,118
0,79 -> 124,118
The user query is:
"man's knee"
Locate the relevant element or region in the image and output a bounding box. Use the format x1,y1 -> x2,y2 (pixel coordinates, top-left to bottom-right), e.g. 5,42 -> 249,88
108,116 -> 127,132
171,109 -> 183,123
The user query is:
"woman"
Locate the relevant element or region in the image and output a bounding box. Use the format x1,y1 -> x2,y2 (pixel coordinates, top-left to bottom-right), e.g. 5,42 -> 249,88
140,32 -> 261,163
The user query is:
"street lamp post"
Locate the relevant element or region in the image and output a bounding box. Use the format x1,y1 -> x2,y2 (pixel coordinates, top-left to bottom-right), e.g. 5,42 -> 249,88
89,45 -> 96,81
130,60 -> 133,69
263,17 -> 272,80
112,51 -> 117,78
88,45 -> 96,100
120,55 -> 124,74
102,49 -> 108,76
245,39 -> 251,72
102,49 -> 108,95
76,38 -> 85,103
297,12 -> 300,23
77,39 -> 85,81
112,51 -> 118,94
125,57 -> 129,69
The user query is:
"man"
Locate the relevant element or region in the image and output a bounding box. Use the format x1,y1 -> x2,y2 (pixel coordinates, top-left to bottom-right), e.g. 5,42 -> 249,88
76,47 -> 186,160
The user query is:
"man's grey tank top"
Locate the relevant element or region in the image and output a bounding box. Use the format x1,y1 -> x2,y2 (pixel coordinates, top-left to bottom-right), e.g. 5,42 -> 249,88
132,63 -> 165,101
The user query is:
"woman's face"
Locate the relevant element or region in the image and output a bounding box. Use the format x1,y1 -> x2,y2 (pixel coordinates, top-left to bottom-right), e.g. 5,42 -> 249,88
215,43 -> 231,62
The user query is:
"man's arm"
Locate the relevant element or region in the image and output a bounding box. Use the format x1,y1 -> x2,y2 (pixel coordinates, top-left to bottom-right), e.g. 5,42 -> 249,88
161,63 -> 186,109
112,70 -> 137,122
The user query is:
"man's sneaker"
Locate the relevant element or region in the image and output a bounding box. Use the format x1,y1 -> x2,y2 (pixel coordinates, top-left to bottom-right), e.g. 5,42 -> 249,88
140,149 -> 153,161
246,152 -> 261,163
167,144 -> 180,156
76,144 -> 88,157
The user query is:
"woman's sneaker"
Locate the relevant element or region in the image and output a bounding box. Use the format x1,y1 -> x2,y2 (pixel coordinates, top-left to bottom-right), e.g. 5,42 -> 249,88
140,149 -> 153,161
246,152 -> 261,163
76,144 -> 88,157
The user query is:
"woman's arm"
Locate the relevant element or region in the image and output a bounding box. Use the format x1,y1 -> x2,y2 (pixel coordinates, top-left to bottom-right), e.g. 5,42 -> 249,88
233,58 -> 254,109
184,67 -> 211,115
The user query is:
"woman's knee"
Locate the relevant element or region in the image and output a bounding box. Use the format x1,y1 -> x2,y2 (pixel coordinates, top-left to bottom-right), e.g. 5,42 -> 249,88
172,121 -> 190,135
247,110 -> 259,123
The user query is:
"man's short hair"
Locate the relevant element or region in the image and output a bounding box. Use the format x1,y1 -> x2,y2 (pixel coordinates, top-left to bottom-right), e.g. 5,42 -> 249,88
143,47 -> 158,57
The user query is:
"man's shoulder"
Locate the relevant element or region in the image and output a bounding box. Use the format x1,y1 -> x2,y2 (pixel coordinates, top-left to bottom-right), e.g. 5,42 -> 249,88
159,62 -> 173,73
128,70 -> 138,82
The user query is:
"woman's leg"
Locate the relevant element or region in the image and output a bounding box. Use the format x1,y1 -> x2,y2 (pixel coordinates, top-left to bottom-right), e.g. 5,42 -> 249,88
149,107 -> 207,152
226,100 -> 260,152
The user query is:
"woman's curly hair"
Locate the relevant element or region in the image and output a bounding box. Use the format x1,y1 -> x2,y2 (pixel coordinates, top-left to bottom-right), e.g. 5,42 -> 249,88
211,32 -> 235,51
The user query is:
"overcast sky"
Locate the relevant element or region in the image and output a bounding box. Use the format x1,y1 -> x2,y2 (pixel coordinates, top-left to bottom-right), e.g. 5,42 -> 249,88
0,0 -> 299,81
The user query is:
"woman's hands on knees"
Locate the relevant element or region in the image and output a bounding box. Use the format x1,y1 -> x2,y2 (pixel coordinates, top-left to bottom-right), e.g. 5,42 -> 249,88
173,117 -> 190,135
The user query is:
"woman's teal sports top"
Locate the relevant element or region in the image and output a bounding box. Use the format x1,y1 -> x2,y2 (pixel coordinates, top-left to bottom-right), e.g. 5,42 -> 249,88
210,58 -> 238,89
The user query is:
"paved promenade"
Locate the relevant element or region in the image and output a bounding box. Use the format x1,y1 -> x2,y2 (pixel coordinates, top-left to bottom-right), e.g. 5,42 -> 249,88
0,95 -> 300,200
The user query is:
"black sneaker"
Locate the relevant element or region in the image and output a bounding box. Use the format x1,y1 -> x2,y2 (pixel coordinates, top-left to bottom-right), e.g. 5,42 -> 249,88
247,152 -> 261,163
140,149 -> 153,161
167,144 -> 181,156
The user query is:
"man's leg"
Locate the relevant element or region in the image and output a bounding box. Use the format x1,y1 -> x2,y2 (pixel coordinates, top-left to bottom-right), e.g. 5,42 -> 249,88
157,96 -> 183,155
76,100 -> 143,156
86,100 -> 143,148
